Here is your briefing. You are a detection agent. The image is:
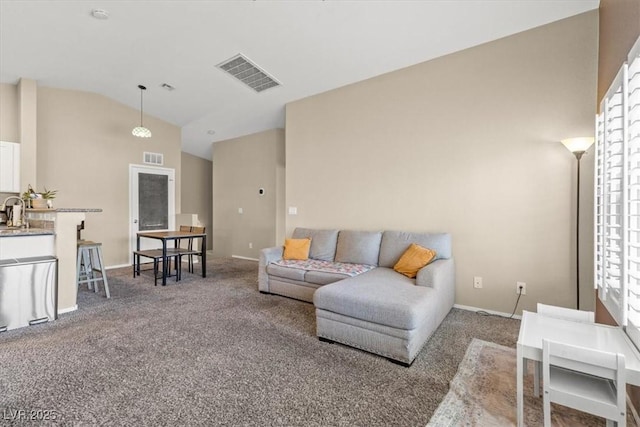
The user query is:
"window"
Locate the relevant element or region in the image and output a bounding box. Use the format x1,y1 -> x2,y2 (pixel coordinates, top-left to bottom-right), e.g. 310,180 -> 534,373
596,36 -> 640,349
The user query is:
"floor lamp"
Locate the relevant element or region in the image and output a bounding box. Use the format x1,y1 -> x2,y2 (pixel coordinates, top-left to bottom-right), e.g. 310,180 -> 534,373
561,137 -> 595,310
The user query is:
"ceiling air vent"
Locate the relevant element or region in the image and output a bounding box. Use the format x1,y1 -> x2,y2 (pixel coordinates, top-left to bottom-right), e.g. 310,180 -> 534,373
217,54 -> 280,93
143,152 -> 164,166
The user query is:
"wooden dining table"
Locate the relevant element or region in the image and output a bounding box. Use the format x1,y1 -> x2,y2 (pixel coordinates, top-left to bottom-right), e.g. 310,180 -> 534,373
136,230 -> 207,286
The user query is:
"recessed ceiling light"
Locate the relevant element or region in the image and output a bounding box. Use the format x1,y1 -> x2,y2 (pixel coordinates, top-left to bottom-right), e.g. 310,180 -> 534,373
160,83 -> 175,91
91,9 -> 109,20
207,130 -> 216,135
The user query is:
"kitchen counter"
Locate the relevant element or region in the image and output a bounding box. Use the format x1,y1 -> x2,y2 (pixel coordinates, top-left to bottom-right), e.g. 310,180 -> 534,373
26,208 -> 103,213
0,227 -> 55,237
23,209 -> 102,313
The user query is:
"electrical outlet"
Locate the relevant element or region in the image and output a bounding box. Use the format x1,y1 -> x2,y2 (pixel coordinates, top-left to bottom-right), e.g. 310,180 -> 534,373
473,276 -> 483,289
516,281 -> 526,295
249,242 -> 253,249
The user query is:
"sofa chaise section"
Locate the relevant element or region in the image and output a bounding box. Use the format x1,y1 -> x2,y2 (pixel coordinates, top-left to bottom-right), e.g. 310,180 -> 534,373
314,258 -> 455,365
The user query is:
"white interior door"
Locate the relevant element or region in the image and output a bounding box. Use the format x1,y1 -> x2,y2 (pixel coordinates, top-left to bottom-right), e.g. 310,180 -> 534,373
129,165 -> 175,257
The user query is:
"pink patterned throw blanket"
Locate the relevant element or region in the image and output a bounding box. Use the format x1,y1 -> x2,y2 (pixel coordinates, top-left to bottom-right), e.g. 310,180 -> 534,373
272,259 -> 375,276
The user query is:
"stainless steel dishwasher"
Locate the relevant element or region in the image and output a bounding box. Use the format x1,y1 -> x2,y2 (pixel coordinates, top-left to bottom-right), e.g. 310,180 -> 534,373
0,256 -> 58,332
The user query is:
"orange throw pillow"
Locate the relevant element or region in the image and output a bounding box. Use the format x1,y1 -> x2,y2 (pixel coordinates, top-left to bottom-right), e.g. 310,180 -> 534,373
393,243 -> 436,278
283,238 -> 312,260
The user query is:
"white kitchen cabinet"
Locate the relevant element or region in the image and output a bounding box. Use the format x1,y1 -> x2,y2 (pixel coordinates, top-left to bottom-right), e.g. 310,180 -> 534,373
0,141 -> 20,193
0,234 -> 55,258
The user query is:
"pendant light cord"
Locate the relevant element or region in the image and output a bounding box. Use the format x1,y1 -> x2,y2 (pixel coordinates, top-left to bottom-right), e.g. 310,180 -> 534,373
137,84 -> 147,128
140,87 -> 144,127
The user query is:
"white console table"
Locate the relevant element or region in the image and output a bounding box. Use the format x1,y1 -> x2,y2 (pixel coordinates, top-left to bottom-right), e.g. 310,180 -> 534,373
516,310 -> 640,426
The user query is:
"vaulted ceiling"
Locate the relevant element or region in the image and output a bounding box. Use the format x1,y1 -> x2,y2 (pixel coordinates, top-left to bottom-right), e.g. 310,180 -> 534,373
0,1 -> 599,160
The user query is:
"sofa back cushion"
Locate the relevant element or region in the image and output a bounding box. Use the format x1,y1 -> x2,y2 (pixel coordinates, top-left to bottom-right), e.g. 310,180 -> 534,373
335,230 -> 383,266
378,231 -> 452,268
292,228 -> 339,261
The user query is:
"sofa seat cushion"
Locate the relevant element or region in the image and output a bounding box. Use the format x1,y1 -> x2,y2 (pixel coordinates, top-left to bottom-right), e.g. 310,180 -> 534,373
304,270 -> 351,286
266,263 -> 307,281
269,259 -> 376,284
313,267 -> 434,330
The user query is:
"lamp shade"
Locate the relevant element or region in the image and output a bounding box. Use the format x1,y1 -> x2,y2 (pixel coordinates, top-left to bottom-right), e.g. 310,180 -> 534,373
132,126 -> 152,138
561,137 -> 594,153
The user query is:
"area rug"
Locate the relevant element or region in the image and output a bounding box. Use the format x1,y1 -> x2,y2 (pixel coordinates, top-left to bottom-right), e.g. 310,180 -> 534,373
427,339 -> 636,426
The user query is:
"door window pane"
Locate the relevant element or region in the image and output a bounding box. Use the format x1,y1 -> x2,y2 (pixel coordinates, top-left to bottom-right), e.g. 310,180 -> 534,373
138,173 -> 168,231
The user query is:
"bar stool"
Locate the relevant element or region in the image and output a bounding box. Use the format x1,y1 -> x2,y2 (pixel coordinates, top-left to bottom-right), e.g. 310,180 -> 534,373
77,240 -> 110,298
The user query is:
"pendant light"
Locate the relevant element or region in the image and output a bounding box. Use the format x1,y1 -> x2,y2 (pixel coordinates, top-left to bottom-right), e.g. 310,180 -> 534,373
132,84 -> 152,138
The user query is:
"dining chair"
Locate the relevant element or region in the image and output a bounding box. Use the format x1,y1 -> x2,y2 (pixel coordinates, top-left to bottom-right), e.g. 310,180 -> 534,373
167,225 -> 205,274
186,226 -> 205,273
542,339 -> 626,427
534,303 -> 595,397
132,249 -> 182,286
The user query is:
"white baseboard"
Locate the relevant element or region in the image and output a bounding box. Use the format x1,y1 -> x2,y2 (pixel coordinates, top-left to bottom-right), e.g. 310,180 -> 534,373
231,255 -> 259,262
454,303 -> 522,320
106,263 -> 130,270
57,305 -> 77,315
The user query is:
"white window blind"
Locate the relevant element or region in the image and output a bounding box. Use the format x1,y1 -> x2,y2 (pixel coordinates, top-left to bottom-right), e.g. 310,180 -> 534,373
626,40 -> 640,348
595,35 -> 640,350
596,66 -> 626,325
595,110 -> 605,299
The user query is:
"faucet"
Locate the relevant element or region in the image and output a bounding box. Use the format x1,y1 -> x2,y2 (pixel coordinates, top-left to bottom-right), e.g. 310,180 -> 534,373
1,196 -> 26,228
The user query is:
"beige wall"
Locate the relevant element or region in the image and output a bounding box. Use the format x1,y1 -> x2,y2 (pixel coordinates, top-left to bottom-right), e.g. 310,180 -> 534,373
0,83 -> 19,142
598,0 -> 640,104
181,151 -> 213,249
285,11 -> 598,314
212,129 -> 285,259
36,86 -> 182,266
19,79 -> 37,188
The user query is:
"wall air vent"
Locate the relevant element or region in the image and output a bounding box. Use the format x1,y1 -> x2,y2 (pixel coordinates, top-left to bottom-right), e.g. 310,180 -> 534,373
143,152 -> 164,166
217,54 -> 280,93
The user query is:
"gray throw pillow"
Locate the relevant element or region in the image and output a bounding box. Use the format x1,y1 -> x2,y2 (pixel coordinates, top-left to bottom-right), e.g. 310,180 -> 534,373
291,228 -> 339,261
334,230 -> 382,266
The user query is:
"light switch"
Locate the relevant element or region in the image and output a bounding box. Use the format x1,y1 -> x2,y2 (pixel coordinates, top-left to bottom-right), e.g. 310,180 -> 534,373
288,207 -> 297,215
238,208 -> 243,214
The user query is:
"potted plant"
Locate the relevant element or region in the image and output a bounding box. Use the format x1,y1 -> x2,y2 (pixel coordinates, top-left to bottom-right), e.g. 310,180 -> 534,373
22,185 -> 57,209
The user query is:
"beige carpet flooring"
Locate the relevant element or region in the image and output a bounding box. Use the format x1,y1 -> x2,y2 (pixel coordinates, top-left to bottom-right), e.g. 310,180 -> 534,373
1,258 -> 522,426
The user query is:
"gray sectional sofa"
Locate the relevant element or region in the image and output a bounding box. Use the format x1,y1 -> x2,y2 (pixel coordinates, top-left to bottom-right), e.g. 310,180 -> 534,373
259,228 -> 455,366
